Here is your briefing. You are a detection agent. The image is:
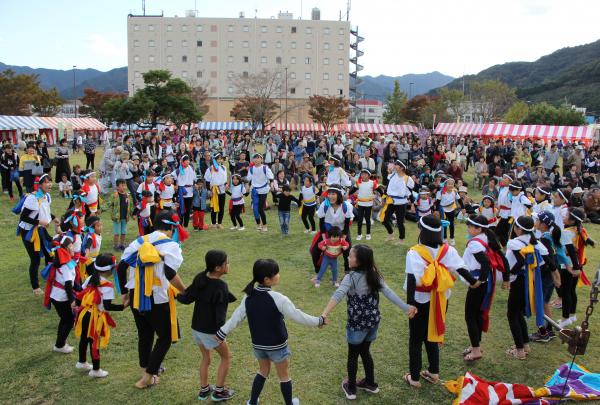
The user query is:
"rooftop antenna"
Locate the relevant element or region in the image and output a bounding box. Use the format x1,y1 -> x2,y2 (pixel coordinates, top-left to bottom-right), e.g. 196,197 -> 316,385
300,0 -> 302,19
341,0 -> 351,21
255,8 -> 257,18
142,0 -> 146,16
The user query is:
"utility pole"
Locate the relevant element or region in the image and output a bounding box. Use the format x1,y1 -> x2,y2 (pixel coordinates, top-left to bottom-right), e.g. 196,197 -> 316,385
409,82 -> 414,100
73,65 -> 77,117
285,67 -> 288,130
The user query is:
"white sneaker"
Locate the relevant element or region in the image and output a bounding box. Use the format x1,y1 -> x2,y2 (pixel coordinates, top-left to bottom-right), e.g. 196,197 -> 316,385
238,227 -> 246,231
333,282 -> 340,287
356,234 -> 363,241
260,226 -> 268,233
53,344 -> 73,354
292,398 -> 300,405
256,225 -> 263,232
304,229 -> 310,234
230,226 -> 238,230
366,234 -> 372,240
450,239 -> 456,246
89,369 -> 109,378
314,282 -> 320,288
311,230 -> 317,235
558,318 -> 572,328
76,362 -> 93,371
569,315 -> 577,324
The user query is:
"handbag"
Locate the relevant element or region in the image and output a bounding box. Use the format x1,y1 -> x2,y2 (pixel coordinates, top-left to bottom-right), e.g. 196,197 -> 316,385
32,164 -> 44,176
10,170 -> 19,182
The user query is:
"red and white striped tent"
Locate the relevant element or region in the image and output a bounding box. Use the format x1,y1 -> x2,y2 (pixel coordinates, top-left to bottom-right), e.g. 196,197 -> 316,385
267,122 -> 349,132
40,117 -> 107,131
434,122 -> 594,145
348,123 -> 419,134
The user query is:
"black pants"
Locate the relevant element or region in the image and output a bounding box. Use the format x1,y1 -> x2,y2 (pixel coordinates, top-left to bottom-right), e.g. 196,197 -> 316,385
588,211 -> 600,225
310,231 -> 351,273
301,205 -> 316,231
356,206 -> 373,235
465,283 -> 486,347
230,204 -> 244,227
383,204 -> 406,239
22,234 -> 51,290
507,275 -> 529,349
347,341 -> 375,391
409,301 -> 439,381
255,194 -> 267,225
271,191 -> 279,205
210,193 -> 226,224
183,197 -> 193,227
1,169 -> 8,192
78,312 -> 101,370
7,172 -> 23,198
443,210 -> 456,239
560,268 -> 578,319
127,179 -> 138,204
52,299 -> 74,348
497,218 -> 511,247
85,153 -> 95,170
130,293 -> 172,375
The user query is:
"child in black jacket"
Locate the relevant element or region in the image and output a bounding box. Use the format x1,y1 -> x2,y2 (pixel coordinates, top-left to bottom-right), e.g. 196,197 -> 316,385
177,250 -> 237,401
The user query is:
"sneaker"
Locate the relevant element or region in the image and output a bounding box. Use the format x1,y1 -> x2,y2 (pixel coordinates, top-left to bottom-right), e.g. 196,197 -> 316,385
341,379 -> 357,400
238,227 -> 246,231
450,239 -> 456,246
366,234 -> 372,241
311,230 -> 317,235
558,318 -> 572,328
314,282 -> 320,288
260,226 -> 268,233
292,398 -> 300,405
333,282 -> 340,287
356,378 -> 380,394
53,344 -> 73,354
304,229 -> 310,234
569,315 -> 577,324
197,386 -> 212,401
211,388 -> 235,402
356,234 -> 363,241
529,331 -> 551,343
547,329 -> 557,341
76,362 -> 93,371
246,400 -> 259,405
256,225 -> 263,232
89,369 -> 109,378
230,226 -> 238,230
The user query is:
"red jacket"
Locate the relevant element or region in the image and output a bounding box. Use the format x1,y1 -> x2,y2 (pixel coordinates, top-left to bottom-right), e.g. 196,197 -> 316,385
318,237 -> 349,258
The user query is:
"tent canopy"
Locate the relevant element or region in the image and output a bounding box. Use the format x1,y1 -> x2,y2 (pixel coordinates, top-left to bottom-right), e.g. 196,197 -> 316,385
0,115 -> 50,130
40,117 -> 106,131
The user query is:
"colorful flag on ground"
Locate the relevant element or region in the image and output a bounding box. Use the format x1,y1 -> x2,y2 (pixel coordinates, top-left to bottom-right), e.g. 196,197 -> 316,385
445,363 -> 600,404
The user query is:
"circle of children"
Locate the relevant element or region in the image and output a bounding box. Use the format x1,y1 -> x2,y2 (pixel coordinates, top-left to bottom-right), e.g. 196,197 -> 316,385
7,128 -> 600,403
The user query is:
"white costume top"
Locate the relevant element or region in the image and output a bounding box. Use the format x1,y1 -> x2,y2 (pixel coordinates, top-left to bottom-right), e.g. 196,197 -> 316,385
497,187 -> 512,219
122,231 -> 183,305
50,262 -> 76,302
137,181 -> 157,195
510,192 -> 532,219
326,167 -> 352,188
317,201 -> 354,229
549,204 -> 569,230
356,180 -> 377,207
247,164 -> 274,194
159,184 -> 176,207
18,193 -> 52,231
506,234 -> 548,283
301,186 -> 318,207
386,173 -> 414,205
176,166 -> 196,197
416,195 -> 433,214
230,184 -> 247,205
463,234 -> 488,274
532,200 -> 552,217
204,165 -> 228,193
82,275 -> 115,311
478,206 -> 498,226
437,189 -> 459,213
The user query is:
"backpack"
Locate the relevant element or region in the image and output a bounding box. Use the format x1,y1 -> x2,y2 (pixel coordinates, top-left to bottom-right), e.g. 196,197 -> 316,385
12,193 -> 30,215
469,238 -> 506,273
250,165 -> 267,176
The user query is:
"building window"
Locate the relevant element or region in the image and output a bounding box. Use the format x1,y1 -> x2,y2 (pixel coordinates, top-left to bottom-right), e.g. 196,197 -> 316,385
243,56 -> 249,63
276,72 -> 282,79
323,88 -> 329,95
339,28 -> 344,35
324,42 -> 330,50
228,87 -> 234,94
291,41 -> 296,49
338,58 -> 344,65
243,25 -> 249,32
291,26 -> 297,33
323,58 -> 329,65
338,89 -> 343,95
228,25 -> 234,32
305,27 -> 312,34
276,26 -> 282,33
134,24 -> 140,31
305,42 -> 311,49
324,27 -> 330,35
210,40 -> 217,47
197,71 -> 203,78
261,41 -> 267,48
182,40 -> 188,47
210,25 -> 217,32
197,55 -> 203,63
323,73 -> 329,80
182,25 -> 188,32
305,72 -> 311,80
305,57 -> 311,64
261,26 -> 267,33
305,88 -> 311,95
134,71 -> 141,78
290,72 -> 296,79
337,73 -> 343,80
134,40 -> 140,47
227,55 -> 234,63
148,24 -> 155,31
242,71 -> 248,78
227,71 -> 234,78
290,87 -> 296,94
167,25 -> 173,31
134,55 -> 140,62
276,41 -> 282,48
276,56 -> 282,64
261,56 -> 267,64
197,40 -> 203,47
242,41 -> 249,48
290,57 -> 296,64
167,55 -> 173,62
148,55 -> 155,62
210,71 -> 217,78
227,40 -> 233,48
210,55 -> 217,63
368,108 -> 375,113
338,43 -> 344,50
196,25 -> 203,31
182,55 -> 188,62
182,71 -> 188,78
167,40 -> 173,47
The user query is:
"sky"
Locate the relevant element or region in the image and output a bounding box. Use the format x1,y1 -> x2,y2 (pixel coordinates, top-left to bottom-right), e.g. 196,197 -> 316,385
1,0 -> 599,78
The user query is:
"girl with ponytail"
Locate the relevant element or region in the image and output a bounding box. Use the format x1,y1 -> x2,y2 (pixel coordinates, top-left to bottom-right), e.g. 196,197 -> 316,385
217,259 -> 325,405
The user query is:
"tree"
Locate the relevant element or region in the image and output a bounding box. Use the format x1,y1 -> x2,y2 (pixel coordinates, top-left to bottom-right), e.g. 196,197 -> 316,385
522,102 -> 585,126
421,96 -> 451,129
0,69 -> 44,115
308,95 -> 350,132
400,95 -> 429,124
230,97 -> 279,132
31,88 -> 64,116
79,88 -> 126,124
382,80 -> 407,124
470,79 -> 517,122
439,88 -> 465,118
503,101 -> 530,124
104,95 -> 153,126
189,85 -> 210,120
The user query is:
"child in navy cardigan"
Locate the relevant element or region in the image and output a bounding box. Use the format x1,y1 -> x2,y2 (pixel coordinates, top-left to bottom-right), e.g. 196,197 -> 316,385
217,259 -> 325,405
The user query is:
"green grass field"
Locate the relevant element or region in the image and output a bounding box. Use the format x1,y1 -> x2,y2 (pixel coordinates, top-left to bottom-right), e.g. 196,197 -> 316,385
1,149 -> 599,405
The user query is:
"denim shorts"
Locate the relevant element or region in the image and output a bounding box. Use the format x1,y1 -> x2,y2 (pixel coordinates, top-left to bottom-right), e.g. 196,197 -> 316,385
192,329 -> 220,350
112,219 -> 127,235
346,325 -> 379,345
541,272 -> 555,304
253,345 -> 291,363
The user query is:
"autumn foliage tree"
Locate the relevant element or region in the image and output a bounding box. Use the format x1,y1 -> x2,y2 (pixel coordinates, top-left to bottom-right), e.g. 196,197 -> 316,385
230,97 -> 279,132
308,95 -> 350,132
400,95 -> 430,124
0,69 -> 63,116
79,88 -> 126,124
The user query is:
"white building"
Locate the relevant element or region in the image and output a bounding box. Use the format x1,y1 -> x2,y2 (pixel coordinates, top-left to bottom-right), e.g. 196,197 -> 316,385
127,10 -> 350,123
352,99 -> 384,123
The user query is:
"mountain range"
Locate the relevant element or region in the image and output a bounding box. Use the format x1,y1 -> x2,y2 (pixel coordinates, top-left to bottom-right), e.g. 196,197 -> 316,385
356,72 -> 455,101
438,39 -> 600,112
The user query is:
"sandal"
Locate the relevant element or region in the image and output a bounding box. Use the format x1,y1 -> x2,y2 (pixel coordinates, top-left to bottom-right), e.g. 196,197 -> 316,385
463,352 -> 483,362
510,345 -> 531,354
505,348 -> 526,360
420,370 -> 439,384
462,347 -> 473,356
135,375 -> 158,389
403,373 -> 421,389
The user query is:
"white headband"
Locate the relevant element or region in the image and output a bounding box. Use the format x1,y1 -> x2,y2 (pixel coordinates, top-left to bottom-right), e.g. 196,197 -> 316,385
536,187 -> 551,196
503,174 -> 513,181
94,264 -> 113,272
515,218 -> 534,232
557,189 -> 567,201
327,187 -> 343,194
570,211 -> 584,222
467,217 -> 489,228
60,235 -> 73,245
419,216 -> 442,232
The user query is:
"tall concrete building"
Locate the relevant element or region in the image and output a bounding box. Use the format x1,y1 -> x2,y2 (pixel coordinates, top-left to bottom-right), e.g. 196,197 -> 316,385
127,10 -> 350,123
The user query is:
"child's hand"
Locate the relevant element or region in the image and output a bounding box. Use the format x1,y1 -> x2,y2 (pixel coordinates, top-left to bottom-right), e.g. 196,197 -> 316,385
406,305 -> 418,319
320,245 -> 326,251
470,280 -> 482,289
214,335 -> 223,344
342,246 -> 349,251
502,281 -> 510,290
122,294 -> 130,308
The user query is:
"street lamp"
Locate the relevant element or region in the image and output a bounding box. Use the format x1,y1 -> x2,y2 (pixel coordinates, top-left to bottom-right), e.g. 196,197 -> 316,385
72,65 -> 77,117
409,82 -> 414,100
132,83 -> 136,97
284,66 -> 288,131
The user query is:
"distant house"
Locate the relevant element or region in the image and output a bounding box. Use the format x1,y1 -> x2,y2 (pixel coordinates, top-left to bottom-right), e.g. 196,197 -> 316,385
352,99 -> 384,124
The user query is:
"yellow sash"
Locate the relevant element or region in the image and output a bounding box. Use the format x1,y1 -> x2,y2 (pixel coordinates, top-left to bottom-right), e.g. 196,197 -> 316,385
30,225 -> 41,252
210,185 -> 220,212
168,285 -> 180,342
74,283 -> 115,350
378,196 -> 393,222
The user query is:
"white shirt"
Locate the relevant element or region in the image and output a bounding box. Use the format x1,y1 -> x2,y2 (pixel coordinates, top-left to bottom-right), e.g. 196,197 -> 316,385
549,204 -> 568,230
510,192 -> 532,219
416,195 -> 433,214
122,231 -> 184,305
532,200 -> 552,217
176,166 -> 196,197
59,181 -> 72,192
137,181 -> 157,195
317,201 -> 354,229
506,234 -> 548,283
463,234 -> 488,273
478,206 -> 497,226
204,165 -> 228,193
159,184 -> 176,207
386,173 -> 414,205
50,262 -> 76,302
356,180 -> 376,207
326,167 -> 352,188
248,164 -> 274,194
230,184 -> 246,205
82,275 -> 115,311
301,186 -> 318,206
359,157 -> 376,172
404,244 -> 465,303
437,190 -> 459,212
19,193 -> 52,231
497,187 -> 512,219
86,183 -> 99,206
